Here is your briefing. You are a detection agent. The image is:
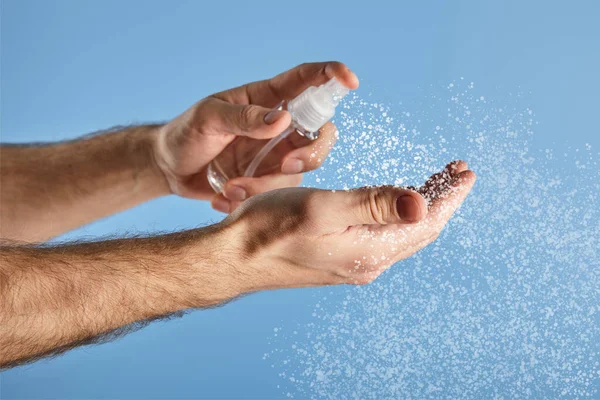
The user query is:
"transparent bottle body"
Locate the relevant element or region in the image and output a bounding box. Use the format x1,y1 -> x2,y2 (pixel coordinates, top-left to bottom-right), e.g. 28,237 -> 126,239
207,117 -> 315,193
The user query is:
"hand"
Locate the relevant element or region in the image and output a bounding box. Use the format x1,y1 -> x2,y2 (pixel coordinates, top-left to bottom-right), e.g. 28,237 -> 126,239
153,62 -> 359,213
220,161 -> 476,289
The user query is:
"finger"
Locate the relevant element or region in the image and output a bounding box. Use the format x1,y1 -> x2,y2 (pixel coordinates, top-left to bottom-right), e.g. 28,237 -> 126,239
206,98 -> 292,139
214,62 -> 359,107
211,194 -> 231,214
223,173 -> 303,202
427,170 -> 477,224
211,194 -> 246,214
316,186 -> 428,227
422,160 -> 468,192
281,122 -> 338,174
419,160 -> 469,202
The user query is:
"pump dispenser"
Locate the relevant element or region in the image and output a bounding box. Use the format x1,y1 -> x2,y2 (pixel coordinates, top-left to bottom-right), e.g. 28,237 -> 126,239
207,78 -> 350,193
287,77 -> 349,137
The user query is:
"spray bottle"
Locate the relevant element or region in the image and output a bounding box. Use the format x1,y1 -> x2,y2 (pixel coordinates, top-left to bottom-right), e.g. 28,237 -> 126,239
207,78 -> 350,193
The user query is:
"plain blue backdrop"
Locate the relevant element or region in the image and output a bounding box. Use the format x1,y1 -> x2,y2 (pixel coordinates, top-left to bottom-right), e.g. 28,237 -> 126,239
1,0 -> 599,398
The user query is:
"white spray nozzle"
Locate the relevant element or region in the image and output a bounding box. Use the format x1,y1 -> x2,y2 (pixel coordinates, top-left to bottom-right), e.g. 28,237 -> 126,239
322,77 -> 350,103
287,77 -> 350,134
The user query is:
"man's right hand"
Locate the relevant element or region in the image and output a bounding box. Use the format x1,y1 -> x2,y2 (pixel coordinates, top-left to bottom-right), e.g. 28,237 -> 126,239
219,160 -> 476,291
153,62 -> 359,213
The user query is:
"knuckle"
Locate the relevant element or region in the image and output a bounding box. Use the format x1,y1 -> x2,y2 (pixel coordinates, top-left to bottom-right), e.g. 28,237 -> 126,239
193,98 -> 213,132
318,123 -> 338,145
362,186 -> 395,224
296,62 -> 314,74
304,154 -> 325,171
327,131 -> 339,148
306,140 -> 335,169
238,106 -> 252,128
238,105 -> 258,130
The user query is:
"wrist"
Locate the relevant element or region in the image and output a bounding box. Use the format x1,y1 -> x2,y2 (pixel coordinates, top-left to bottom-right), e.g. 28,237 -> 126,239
204,217 -> 309,294
131,124 -> 172,198
212,214 -> 345,292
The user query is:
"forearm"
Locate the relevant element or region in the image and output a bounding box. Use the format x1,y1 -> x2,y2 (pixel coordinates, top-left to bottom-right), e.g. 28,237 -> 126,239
0,225 -> 246,369
0,125 -> 170,242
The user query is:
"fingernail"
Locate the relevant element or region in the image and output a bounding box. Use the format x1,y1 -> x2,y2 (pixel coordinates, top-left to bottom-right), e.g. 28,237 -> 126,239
281,158 -> 304,174
213,197 -> 231,213
224,185 -> 247,201
264,110 -> 286,125
396,195 -> 422,222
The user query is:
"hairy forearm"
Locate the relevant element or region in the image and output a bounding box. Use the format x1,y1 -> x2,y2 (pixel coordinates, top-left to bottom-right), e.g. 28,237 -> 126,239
0,125 -> 170,242
0,225 -> 247,369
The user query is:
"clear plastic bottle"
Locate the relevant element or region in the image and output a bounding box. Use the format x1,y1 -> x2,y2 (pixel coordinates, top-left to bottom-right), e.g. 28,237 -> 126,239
207,78 -> 350,193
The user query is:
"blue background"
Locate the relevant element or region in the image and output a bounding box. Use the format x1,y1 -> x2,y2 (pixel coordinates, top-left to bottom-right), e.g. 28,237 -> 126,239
1,0 -> 599,398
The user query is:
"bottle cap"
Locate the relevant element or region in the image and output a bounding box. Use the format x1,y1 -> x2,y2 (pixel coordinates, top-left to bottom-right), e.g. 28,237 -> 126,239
288,77 -> 350,134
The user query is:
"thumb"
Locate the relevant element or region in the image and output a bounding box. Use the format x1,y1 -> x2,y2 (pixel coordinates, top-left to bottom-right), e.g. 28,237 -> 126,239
319,186 -> 428,227
210,98 -> 292,139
